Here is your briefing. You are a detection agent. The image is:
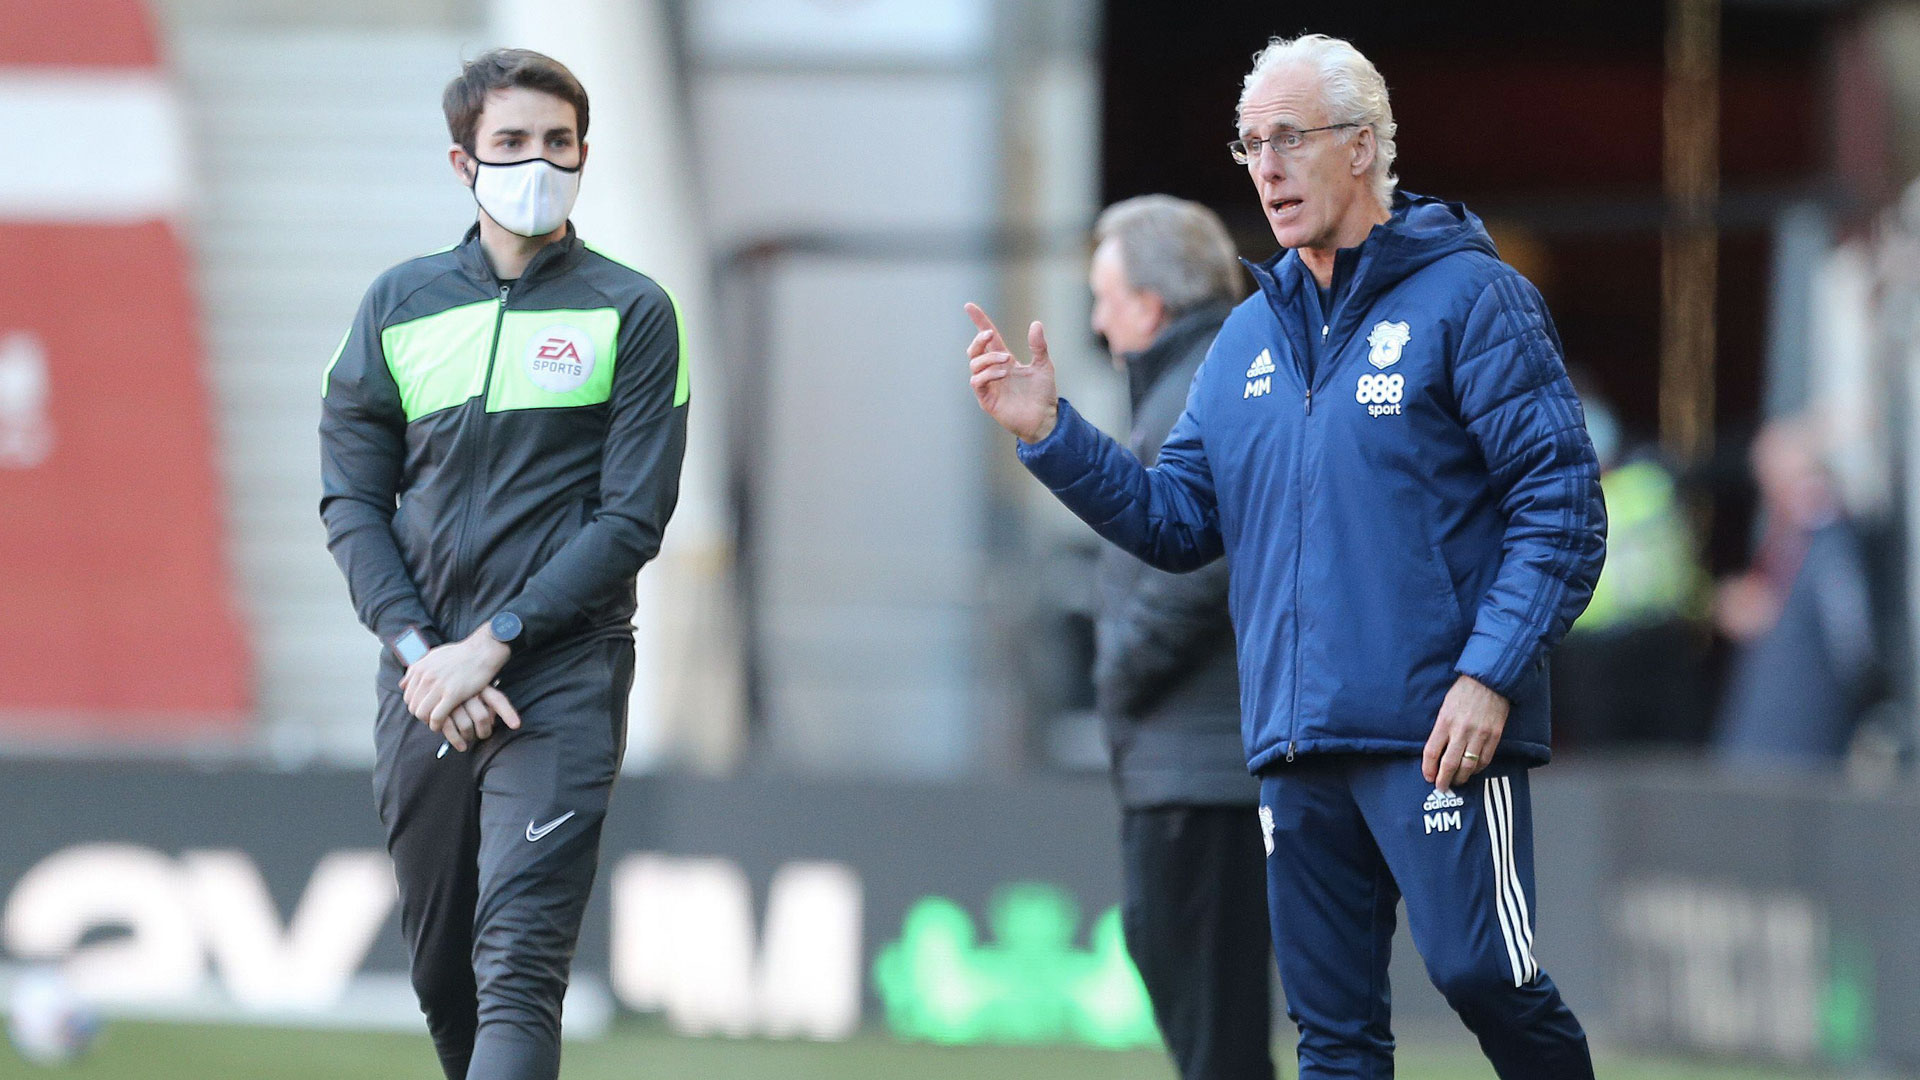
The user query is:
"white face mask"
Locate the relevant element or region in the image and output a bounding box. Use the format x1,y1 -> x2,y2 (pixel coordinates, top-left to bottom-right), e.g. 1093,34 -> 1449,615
469,156 -> 580,238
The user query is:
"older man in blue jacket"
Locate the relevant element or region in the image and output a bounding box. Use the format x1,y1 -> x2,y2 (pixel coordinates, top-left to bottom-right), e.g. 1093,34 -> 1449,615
966,33 -> 1605,1080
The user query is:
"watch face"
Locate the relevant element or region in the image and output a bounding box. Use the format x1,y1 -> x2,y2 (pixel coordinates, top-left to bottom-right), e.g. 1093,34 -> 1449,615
491,612 -> 523,642
394,630 -> 430,666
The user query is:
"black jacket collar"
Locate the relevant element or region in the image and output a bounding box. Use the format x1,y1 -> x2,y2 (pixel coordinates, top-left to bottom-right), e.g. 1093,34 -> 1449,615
1123,299 -> 1235,413
454,221 -> 585,289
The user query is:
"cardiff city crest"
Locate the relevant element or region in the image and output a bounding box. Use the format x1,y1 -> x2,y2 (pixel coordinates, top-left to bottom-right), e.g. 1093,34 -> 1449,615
1367,320 -> 1410,369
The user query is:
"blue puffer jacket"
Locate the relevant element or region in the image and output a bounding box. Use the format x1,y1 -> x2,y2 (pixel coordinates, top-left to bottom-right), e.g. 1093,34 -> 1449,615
1019,192 -> 1605,772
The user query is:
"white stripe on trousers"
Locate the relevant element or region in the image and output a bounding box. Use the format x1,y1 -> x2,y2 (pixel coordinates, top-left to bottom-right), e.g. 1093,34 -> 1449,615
1483,776 -> 1538,987
1497,777 -> 1537,979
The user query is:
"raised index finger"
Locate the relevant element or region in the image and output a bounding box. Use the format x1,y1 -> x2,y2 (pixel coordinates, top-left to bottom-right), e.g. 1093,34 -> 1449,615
964,303 -> 1008,352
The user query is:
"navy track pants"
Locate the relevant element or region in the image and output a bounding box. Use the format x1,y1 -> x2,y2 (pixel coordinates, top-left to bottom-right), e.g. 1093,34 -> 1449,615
1258,756 -> 1593,1079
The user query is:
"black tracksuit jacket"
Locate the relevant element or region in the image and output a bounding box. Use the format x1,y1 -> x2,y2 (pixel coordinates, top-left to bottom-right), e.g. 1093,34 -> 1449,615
320,223 -> 687,660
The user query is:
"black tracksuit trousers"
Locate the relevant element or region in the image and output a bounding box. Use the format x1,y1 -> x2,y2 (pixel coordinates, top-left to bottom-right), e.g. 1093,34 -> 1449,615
373,637 -> 633,1080
1121,804 -> 1278,1080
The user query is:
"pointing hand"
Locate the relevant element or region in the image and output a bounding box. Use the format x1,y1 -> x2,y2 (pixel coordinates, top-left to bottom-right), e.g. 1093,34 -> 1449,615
965,303 -> 1059,444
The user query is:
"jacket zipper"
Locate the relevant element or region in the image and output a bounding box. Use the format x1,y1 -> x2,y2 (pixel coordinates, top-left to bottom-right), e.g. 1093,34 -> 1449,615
1284,321 -> 1326,765
1289,380 -> 1307,763
449,283 -> 511,632
1247,260 -> 1328,768
1311,324 -> 1327,415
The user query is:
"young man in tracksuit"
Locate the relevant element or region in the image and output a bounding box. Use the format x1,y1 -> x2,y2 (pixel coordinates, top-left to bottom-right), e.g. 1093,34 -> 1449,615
320,50 -> 686,1080
1089,195 -> 1274,1080
967,34 -> 1605,1079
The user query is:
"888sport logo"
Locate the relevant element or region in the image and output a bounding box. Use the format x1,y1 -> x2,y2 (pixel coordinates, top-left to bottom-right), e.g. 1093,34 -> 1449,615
1356,372 -> 1404,417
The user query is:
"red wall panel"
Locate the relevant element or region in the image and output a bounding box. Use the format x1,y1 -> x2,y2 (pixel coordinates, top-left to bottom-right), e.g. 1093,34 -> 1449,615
0,0 -> 251,737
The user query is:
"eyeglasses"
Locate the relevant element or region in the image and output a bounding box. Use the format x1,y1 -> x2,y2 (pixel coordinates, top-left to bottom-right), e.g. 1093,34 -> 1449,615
1228,124 -> 1360,165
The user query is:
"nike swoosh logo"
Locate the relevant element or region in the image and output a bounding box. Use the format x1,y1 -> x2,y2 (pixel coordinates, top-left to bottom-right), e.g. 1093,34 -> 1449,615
525,811 -> 576,842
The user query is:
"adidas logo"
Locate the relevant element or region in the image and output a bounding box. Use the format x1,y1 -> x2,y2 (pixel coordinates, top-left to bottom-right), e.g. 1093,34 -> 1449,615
1243,348 -> 1276,399
1423,788 -> 1465,812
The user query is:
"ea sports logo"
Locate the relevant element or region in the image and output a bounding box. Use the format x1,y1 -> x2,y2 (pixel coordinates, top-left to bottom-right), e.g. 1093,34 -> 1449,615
525,325 -> 596,393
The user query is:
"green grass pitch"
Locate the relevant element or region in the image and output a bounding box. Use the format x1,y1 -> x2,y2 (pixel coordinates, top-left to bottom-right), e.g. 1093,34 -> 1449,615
17,1020 -> 1840,1080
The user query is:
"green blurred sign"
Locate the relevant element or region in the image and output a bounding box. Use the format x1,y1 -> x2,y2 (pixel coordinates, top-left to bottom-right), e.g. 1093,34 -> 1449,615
1820,928 -> 1874,1063
872,882 -> 1160,1049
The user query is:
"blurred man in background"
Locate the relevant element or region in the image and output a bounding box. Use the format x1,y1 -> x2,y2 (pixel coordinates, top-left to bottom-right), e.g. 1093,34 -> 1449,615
320,49 -> 687,1080
1087,194 -> 1273,1080
966,33 -> 1603,1079
1714,417 -> 1883,767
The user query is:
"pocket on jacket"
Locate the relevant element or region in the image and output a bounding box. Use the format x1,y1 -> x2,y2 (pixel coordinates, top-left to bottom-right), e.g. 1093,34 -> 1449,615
1421,541 -> 1468,641
1301,536 -> 1468,743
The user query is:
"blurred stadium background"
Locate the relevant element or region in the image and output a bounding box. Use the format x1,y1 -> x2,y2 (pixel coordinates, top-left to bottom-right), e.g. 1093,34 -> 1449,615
4,0 -> 1920,1076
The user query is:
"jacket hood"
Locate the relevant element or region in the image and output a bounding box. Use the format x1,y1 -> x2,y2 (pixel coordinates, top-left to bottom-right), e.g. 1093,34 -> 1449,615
1244,191 -> 1499,353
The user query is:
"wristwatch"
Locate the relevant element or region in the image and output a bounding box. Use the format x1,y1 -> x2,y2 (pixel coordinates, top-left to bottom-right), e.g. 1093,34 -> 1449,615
489,611 -> 523,649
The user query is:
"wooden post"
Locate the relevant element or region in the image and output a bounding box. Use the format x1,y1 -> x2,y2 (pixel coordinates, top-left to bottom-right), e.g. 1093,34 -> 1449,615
1661,0 -> 1721,463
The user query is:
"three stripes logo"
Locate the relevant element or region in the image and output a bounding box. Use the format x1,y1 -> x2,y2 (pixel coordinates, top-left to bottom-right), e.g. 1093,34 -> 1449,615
1422,778 -> 1538,988
1244,348 -> 1275,400
1482,776 -> 1538,987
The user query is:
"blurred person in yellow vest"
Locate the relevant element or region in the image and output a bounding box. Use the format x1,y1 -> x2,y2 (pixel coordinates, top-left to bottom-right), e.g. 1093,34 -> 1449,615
1550,378 -> 1712,749
1577,463 -> 1706,634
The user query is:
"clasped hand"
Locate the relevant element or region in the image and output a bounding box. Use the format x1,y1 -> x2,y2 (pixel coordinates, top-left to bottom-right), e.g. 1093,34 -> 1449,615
398,629 -> 520,752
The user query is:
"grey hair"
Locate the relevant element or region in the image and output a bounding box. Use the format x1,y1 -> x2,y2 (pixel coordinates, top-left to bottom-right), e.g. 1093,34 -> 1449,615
1093,195 -> 1244,315
1236,33 -> 1398,210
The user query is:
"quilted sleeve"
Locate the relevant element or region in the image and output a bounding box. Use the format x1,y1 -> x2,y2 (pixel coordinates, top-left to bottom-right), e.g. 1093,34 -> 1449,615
1016,370 -> 1224,574
1449,273 -> 1608,696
